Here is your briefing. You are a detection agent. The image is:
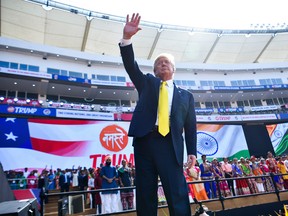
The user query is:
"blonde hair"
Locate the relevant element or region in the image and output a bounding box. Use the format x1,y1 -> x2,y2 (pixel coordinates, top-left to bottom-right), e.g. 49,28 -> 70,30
153,53 -> 176,72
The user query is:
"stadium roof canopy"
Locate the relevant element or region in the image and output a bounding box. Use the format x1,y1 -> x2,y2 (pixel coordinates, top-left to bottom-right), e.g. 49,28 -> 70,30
1,0 -> 288,64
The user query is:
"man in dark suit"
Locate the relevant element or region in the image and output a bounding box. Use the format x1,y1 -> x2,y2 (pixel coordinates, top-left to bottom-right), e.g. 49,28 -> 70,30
59,169 -> 70,194
119,13 -> 197,216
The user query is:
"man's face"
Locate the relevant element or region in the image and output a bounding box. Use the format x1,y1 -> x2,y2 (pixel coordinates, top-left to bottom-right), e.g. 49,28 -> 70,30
154,56 -> 174,81
122,160 -> 126,166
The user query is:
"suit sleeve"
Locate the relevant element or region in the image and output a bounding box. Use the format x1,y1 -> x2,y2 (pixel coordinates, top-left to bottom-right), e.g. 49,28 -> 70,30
184,93 -> 197,156
119,43 -> 145,92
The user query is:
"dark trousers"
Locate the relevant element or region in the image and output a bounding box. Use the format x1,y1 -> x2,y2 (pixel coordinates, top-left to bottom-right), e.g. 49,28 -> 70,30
224,173 -> 235,196
133,131 -> 191,216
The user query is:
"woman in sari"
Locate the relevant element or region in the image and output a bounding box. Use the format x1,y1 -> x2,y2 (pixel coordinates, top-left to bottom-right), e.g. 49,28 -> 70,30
266,152 -> 284,190
186,156 -> 209,201
199,155 -> 217,199
250,156 -> 265,192
231,158 -> 251,195
211,158 -> 231,198
240,157 -> 259,194
259,158 -> 275,192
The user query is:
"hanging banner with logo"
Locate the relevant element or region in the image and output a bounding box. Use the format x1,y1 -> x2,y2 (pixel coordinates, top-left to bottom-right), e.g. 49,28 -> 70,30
266,123 -> 288,155
0,117 -> 134,171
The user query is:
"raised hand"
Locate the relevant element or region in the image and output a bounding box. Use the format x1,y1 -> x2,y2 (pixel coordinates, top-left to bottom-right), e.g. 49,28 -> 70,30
123,13 -> 142,40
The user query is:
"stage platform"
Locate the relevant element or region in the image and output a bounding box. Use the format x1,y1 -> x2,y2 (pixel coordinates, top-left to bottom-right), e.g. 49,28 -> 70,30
44,190 -> 288,216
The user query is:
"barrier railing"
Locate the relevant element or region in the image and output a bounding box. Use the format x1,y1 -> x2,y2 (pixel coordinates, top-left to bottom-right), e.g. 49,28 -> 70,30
37,172 -> 288,216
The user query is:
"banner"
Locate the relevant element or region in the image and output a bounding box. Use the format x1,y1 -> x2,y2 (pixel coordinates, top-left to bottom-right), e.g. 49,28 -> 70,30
0,118 -> 251,171
0,118 -> 134,171
196,124 -> 249,159
266,123 -> 288,155
0,67 -> 52,79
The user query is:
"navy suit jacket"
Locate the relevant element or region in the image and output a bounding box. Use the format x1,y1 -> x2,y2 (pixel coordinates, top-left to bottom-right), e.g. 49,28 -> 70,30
120,44 -> 197,165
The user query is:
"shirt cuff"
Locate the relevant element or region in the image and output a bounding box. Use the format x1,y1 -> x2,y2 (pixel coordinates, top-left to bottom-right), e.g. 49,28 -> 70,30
119,38 -> 132,46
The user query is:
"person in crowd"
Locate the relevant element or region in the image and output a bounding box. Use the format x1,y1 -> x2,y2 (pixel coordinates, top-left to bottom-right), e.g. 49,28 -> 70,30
87,170 -> 96,208
119,13 -> 197,216
94,168 -> 102,215
72,167 -> 79,188
266,151 -> 284,190
27,171 -> 38,189
186,155 -> 208,201
59,169 -> 71,194
157,177 -> 167,206
100,155 -> 118,214
284,155 -> 288,169
250,156 -> 265,192
231,158 -> 251,195
221,157 -> 235,196
259,158 -> 275,192
199,155 -> 217,199
18,171 -> 27,189
78,168 -> 88,191
23,167 -> 30,178
47,169 -> 56,190
211,158 -> 231,197
277,155 -> 288,189
55,168 -> 61,190
38,169 -> 49,203
240,157 -> 259,194
118,159 -> 134,210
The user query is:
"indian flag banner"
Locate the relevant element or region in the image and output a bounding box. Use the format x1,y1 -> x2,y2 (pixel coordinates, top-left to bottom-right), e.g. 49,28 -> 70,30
266,123 -> 288,156
196,124 -> 250,160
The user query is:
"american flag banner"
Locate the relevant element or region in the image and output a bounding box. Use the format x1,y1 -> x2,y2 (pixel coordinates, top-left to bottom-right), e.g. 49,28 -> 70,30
0,117 -> 134,171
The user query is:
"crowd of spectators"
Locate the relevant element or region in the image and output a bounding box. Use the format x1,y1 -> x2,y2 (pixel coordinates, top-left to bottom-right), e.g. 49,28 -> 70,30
4,151 -> 288,214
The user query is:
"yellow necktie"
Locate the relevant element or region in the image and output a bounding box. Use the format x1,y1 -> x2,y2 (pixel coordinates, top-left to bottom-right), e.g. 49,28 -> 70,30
158,81 -> 169,136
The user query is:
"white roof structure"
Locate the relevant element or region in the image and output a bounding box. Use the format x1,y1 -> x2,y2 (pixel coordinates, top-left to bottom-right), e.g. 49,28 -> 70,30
1,0 -> 288,64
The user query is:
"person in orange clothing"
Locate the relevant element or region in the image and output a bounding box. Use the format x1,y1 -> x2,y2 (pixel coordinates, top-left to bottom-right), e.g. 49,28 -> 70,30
186,155 -> 209,201
277,155 -> 288,189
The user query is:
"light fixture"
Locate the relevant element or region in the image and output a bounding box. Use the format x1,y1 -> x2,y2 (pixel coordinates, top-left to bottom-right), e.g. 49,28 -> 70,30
100,106 -> 103,111
0,97 -> 4,102
60,102 -> 64,107
49,101 -> 53,106
14,98 -> 18,103
68,88 -> 71,91
26,99 -> 31,104
91,105 -> 95,110
39,100 -> 43,105
86,11 -> 93,21
70,103 -> 74,108
87,61 -> 92,67
42,0 -> 53,11
14,82 -> 17,85
81,104 -> 84,109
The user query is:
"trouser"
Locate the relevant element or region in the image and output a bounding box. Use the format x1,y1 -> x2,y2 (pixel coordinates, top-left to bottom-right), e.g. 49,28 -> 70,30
224,172 -> 235,196
133,131 -> 191,216
101,193 -> 118,213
